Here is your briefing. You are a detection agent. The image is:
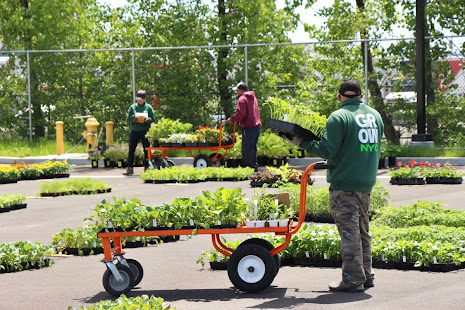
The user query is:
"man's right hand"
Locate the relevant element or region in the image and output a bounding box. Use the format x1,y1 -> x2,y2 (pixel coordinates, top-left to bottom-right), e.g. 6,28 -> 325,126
225,119 -> 233,125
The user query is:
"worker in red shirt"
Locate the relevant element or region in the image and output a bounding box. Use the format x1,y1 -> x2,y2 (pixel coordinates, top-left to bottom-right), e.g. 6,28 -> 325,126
226,82 -> 261,171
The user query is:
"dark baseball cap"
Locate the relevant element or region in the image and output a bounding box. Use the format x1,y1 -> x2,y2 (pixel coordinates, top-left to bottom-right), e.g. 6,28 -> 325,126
136,90 -> 146,100
233,82 -> 248,91
339,77 -> 362,98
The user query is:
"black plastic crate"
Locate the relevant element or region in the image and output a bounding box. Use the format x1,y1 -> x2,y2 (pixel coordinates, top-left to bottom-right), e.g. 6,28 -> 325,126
268,119 -> 321,142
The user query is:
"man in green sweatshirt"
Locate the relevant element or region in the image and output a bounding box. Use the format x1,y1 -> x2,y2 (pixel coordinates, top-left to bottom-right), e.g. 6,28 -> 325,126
123,90 -> 154,176
300,77 -> 384,292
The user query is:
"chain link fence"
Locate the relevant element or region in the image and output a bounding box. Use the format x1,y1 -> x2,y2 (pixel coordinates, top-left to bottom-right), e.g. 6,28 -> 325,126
1,35 -> 464,144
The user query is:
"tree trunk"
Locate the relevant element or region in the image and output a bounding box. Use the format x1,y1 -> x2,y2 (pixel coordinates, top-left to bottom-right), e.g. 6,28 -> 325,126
216,0 -> 233,119
356,0 -> 399,144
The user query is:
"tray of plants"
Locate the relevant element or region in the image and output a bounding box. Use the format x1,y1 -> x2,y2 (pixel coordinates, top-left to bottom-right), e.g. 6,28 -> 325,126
268,118 -> 321,142
96,161 -> 329,297
145,120 -> 237,169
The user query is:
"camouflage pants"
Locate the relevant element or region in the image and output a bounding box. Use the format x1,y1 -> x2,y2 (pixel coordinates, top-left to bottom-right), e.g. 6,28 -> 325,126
329,190 -> 372,286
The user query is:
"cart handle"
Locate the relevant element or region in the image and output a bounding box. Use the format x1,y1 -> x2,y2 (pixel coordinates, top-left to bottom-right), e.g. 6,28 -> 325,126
288,162 -> 317,235
218,120 -> 237,149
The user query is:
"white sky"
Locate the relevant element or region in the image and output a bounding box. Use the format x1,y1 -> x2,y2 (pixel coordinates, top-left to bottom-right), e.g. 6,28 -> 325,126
100,0 -> 332,43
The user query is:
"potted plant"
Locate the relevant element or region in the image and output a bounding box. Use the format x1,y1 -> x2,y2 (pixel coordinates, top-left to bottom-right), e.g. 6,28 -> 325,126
389,160 -> 425,185
145,117 -> 193,147
89,151 -> 101,168
423,162 -> 464,184
384,142 -> 401,167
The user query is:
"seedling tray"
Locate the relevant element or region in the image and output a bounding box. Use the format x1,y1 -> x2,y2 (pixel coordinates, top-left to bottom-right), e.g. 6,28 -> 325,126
268,119 -> 321,142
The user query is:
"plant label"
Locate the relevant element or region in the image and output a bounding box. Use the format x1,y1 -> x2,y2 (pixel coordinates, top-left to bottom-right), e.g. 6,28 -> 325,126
108,222 -> 113,229
93,241 -> 97,248
153,219 -> 157,227
254,200 -> 258,216
433,256 -> 437,264
402,256 -> 406,263
305,251 -> 309,258
323,253 -> 327,260
217,221 -> 221,225
382,254 -> 385,261
189,219 -> 194,226
137,237 -> 141,241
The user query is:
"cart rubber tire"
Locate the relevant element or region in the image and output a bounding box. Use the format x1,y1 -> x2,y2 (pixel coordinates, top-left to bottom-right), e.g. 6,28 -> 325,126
209,153 -> 225,167
117,258 -> 143,287
166,159 -> 175,167
193,154 -> 212,169
102,263 -> 135,296
238,238 -> 280,275
227,244 -> 277,293
149,161 -> 160,170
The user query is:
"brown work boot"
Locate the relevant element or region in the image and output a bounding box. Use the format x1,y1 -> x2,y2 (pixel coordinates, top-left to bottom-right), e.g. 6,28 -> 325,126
329,281 -> 364,293
123,167 -> 134,176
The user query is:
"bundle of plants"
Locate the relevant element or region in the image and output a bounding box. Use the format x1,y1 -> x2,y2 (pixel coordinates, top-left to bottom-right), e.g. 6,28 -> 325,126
249,164 -> 307,187
52,225 -> 103,255
421,162 -> 464,184
0,241 -> 54,273
0,166 -> 21,184
145,117 -> 193,146
103,144 -> 128,168
278,181 -> 390,222
256,131 -> 294,165
140,165 -> 254,183
87,188 -> 249,232
38,178 -> 111,197
264,97 -> 327,139
245,188 -> 294,228
372,200 -> 465,228
69,294 -> 174,310
9,161 -> 72,180
0,194 -> 27,213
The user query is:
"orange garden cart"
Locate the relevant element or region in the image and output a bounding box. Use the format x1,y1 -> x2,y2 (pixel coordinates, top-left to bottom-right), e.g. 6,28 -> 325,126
145,121 -> 237,169
97,162 -> 327,296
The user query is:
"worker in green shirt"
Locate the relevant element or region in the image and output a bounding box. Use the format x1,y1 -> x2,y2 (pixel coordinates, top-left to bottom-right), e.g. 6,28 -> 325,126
123,90 -> 154,176
293,77 -> 384,292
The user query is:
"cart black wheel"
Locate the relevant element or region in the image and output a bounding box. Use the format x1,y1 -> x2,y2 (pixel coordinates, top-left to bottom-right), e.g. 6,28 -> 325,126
227,244 -> 277,293
117,259 -> 143,287
149,161 -> 160,170
102,264 -> 134,296
238,238 -> 280,275
166,160 -> 175,167
209,153 -> 224,167
193,154 -> 212,169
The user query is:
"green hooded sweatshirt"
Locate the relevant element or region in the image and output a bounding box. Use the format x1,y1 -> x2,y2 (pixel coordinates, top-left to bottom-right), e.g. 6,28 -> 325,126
127,101 -> 154,132
301,98 -> 384,192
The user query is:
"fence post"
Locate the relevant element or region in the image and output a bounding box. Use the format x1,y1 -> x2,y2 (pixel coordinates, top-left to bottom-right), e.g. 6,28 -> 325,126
132,49 -> 136,103
245,45 -> 248,86
27,51 -> 32,141
364,39 -> 369,105
105,121 -> 114,146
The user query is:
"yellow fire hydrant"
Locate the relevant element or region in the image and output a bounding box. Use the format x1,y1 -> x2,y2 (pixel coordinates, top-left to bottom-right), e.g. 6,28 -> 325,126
82,118 -> 100,153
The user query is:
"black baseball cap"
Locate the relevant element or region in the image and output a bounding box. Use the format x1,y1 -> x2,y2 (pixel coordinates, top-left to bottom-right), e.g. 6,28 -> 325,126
136,90 -> 146,100
339,77 -> 362,98
233,82 -> 248,91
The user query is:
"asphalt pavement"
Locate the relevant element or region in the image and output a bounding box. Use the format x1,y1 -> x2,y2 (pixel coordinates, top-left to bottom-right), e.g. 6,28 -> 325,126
1,164 -> 465,310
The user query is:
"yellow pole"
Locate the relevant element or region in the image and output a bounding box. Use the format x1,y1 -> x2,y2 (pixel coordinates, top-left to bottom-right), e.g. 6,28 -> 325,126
83,118 -> 100,153
105,121 -> 114,146
56,121 -> 64,155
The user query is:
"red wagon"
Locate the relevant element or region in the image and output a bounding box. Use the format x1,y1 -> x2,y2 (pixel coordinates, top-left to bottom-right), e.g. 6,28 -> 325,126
145,121 -> 237,169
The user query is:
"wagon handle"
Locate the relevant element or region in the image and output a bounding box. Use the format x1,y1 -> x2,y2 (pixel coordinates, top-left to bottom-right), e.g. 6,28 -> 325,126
219,120 -> 237,148
288,162 -> 317,234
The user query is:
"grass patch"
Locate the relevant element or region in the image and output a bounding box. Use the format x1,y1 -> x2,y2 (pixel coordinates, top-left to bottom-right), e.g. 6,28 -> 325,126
0,138 -> 87,157
399,146 -> 465,157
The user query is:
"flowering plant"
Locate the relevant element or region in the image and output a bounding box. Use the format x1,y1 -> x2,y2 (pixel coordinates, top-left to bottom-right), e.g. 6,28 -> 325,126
422,162 -> 464,178
389,160 -> 424,179
196,126 -> 220,143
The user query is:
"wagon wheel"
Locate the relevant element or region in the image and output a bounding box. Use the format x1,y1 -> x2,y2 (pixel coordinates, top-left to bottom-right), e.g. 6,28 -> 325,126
193,154 -> 212,169
116,258 -> 144,287
209,153 -> 225,167
102,264 -> 135,296
166,159 -> 175,167
227,244 -> 277,293
238,238 -> 280,275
